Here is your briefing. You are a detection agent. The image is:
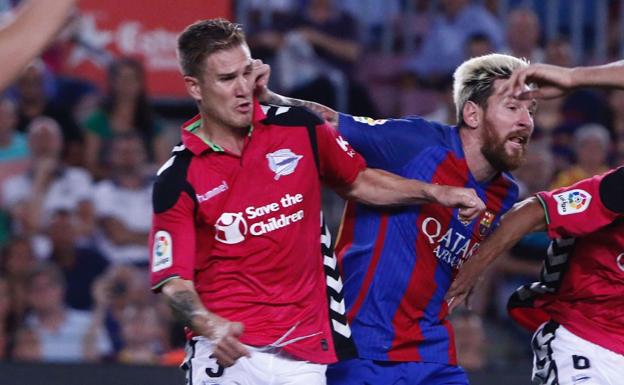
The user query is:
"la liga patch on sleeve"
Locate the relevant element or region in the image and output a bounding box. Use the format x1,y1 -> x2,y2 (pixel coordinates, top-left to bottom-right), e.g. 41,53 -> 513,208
152,230 -> 173,272
554,189 -> 592,215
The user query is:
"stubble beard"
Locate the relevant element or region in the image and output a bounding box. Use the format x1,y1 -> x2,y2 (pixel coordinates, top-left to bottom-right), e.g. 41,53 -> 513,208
480,120 -> 527,172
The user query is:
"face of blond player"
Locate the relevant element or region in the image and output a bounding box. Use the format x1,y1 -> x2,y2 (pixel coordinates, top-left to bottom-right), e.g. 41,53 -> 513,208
184,43 -> 254,132
479,79 -> 536,172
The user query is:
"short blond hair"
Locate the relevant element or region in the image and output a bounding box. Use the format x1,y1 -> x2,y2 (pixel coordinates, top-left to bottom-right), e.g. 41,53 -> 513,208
453,54 -> 529,126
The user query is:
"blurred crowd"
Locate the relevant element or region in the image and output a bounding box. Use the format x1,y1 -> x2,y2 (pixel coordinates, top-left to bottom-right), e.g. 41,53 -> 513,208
0,0 -> 623,370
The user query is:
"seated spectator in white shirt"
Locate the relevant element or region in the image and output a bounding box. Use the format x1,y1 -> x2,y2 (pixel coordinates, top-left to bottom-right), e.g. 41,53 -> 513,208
23,262 -> 112,362
94,133 -> 153,266
1,117 -> 95,240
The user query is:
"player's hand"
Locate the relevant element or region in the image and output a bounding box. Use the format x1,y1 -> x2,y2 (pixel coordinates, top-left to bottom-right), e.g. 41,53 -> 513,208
193,314 -> 250,367
500,63 -> 574,100
431,185 -> 485,223
252,58 -> 271,101
445,256 -> 488,313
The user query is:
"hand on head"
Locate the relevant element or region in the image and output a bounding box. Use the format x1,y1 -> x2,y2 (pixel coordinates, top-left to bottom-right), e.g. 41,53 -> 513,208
499,63 -> 575,101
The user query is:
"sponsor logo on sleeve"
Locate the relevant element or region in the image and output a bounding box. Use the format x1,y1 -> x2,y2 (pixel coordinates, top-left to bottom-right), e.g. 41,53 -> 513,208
554,189 -> 592,215
266,149 -> 303,180
335,136 -> 356,158
353,116 -> 388,126
152,231 -> 172,272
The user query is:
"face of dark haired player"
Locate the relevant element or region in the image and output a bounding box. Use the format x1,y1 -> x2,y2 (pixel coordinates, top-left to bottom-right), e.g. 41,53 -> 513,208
480,79 -> 536,172
186,43 -> 254,133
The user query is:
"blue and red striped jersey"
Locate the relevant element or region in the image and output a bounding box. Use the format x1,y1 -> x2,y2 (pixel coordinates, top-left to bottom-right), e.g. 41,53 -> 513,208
335,114 -> 518,365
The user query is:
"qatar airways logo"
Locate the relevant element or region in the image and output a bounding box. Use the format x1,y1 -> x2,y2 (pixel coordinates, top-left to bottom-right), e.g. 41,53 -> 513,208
214,193 -> 305,244
421,217 -> 480,268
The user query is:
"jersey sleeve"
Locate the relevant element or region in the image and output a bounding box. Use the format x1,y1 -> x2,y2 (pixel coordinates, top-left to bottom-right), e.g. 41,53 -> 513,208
149,154 -> 197,291
314,121 -> 366,189
337,113 -> 438,170
536,168 -> 623,239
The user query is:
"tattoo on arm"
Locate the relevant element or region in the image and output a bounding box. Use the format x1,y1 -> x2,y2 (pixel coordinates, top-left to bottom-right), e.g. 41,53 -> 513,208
169,290 -> 199,326
267,92 -> 339,125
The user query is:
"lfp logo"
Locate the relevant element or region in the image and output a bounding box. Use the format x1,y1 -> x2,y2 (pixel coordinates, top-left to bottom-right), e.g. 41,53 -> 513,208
555,189 -> 592,215
567,190 -> 588,210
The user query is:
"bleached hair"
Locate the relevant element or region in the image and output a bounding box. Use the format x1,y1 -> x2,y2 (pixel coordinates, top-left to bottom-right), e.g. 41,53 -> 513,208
453,54 -> 529,126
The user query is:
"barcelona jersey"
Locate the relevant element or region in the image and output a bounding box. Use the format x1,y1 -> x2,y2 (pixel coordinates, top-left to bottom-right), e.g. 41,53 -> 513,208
335,114 -> 518,365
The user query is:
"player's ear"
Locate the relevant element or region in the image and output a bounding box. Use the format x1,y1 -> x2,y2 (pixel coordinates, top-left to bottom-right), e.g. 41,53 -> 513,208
184,75 -> 202,102
462,101 -> 482,129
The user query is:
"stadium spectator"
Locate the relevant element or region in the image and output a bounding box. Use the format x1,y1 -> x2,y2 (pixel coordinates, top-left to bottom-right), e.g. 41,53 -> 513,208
0,97 -> 29,189
503,8 -> 544,64
46,210 -> 108,310
22,262 -> 112,362
405,0 -> 504,81
13,60 -> 83,165
117,305 -> 166,365
1,236 -> 36,322
82,57 -> 168,179
1,116 -> 94,243
93,133 -> 153,266
550,123 -> 611,188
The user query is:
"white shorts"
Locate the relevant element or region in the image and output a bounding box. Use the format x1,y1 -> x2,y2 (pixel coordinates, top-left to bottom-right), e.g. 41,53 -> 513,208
531,321 -> 624,385
182,337 -> 327,385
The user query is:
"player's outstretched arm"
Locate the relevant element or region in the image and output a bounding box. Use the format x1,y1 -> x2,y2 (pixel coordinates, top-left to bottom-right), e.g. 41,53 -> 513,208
161,278 -> 250,367
341,168 -> 486,222
504,61 -> 624,101
0,0 -> 77,92
252,59 -> 339,127
446,197 -> 546,312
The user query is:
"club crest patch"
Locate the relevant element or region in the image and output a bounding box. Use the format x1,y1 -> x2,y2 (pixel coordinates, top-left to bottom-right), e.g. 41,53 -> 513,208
554,189 -> 591,215
266,149 -> 303,180
478,210 -> 496,238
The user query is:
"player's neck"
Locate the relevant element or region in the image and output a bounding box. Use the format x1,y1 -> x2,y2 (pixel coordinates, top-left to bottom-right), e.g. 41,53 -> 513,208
460,128 -> 497,182
197,119 -> 248,155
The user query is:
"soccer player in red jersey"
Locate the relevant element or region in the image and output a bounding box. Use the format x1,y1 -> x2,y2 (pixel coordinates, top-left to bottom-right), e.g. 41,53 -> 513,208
448,61 -> 624,385
0,0 -> 77,92
150,19 -> 483,385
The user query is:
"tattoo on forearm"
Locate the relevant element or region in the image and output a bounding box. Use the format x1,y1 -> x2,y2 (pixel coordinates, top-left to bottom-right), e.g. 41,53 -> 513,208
169,290 -> 199,325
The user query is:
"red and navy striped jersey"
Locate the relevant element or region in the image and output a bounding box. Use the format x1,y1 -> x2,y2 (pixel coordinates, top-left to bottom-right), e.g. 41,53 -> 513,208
508,167 -> 624,355
335,114 -> 518,364
149,101 -> 365,364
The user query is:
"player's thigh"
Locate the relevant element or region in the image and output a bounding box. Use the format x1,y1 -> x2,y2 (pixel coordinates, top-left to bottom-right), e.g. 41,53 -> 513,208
182,338 -> 252,385
273,351 -> 326,385
531,321 -> 611,385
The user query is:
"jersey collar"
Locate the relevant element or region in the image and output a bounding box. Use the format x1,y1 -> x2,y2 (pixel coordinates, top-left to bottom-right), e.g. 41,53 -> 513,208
181,98 -> 266,156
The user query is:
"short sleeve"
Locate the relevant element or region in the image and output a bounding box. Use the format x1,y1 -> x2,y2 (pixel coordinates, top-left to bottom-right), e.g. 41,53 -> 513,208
337,113 -> 441,170
149,154 -> 197,291
536,169 -> 621,239
314,121 -> 366,189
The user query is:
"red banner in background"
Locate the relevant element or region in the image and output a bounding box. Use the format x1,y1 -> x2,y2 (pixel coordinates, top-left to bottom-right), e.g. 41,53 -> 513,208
65,0 -> 233,98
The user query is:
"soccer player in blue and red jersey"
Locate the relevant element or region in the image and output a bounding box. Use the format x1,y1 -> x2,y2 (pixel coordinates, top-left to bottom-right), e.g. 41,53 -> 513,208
449,61 -> 624,385
149,19 -> 484,385
260,53 -> 536,384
